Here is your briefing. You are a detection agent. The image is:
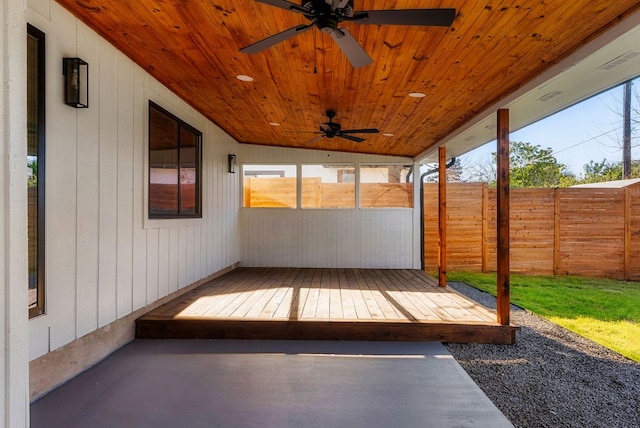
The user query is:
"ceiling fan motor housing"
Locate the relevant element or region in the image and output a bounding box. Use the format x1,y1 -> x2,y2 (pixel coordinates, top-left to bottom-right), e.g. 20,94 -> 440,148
302,0 -> 355,19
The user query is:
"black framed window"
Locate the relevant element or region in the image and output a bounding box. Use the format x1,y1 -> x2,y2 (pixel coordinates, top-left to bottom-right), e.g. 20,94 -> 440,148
27,24 -> 46,318
148,102 -> 202,218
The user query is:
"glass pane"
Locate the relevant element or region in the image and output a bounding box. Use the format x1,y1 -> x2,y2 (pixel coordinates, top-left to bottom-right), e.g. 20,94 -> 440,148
149,167 -> 179,214
149,108 -> 178,165
27,33 -> 39,309
179,128 -> 198,214
360,164 -> 414,208
149,106 -> 178,215
301,164 -> 355,208
180,167 -> 197,214
243,165 -> 297,208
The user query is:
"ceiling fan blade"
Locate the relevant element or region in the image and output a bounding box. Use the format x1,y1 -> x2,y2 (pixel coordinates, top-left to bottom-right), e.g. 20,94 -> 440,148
305,135 -> 325,144
337,134 -> 365,143
330,28 -> 373,68
352,9 -> 456,26
252,0 -> 310,14
320,123 -> 332,132
341,128 -> 379,134
240,24 -> 313,54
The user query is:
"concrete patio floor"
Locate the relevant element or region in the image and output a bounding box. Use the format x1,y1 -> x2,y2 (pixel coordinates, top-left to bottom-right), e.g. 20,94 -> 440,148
31,340 -> 513,428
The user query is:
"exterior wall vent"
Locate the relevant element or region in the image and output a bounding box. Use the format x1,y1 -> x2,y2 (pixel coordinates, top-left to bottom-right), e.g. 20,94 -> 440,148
598,50 -> 640,70
538,90 -> 563,102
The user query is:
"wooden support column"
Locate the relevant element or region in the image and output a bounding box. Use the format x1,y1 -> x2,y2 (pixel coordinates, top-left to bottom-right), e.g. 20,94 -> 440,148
553,188 -> 561,275
438,146 -> 447,287
496,109 -> 511,325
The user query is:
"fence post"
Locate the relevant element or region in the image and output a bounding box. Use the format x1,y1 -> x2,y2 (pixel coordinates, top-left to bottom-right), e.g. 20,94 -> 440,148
553,188 -> 561,275
625,187 -> 631,280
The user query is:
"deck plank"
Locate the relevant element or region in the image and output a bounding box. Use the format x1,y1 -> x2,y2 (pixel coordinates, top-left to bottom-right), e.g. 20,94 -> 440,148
338,268 -> 358,320
345,268 -> 372,320
329,269 -> 344,320
136,268 -> 518,344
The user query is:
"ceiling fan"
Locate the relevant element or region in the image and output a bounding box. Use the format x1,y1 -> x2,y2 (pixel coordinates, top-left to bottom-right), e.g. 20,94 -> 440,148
304,110 -> 379,143
240,0 -> 456,68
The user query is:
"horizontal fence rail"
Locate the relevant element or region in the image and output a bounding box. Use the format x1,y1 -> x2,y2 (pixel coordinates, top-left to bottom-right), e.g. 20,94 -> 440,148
424,183 -> 640,280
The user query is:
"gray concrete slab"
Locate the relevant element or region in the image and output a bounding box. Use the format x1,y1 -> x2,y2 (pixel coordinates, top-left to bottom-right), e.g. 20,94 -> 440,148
31,340 -> 513,428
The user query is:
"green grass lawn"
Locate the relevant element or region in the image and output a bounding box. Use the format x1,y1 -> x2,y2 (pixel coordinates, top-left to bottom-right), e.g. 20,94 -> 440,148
445,271 -> 640,362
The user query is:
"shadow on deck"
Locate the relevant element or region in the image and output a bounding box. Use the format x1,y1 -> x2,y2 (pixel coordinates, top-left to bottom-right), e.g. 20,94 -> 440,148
136,268 -> 518,344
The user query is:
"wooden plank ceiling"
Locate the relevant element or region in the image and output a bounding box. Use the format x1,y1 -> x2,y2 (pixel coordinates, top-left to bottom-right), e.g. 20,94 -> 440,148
56,0 -> 640,158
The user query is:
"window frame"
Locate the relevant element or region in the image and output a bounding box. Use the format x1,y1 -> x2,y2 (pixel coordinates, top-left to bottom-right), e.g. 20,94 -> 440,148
359,163 -> 415,209
300,163 -> 356,209
148,101 -> 202,219
242,163 -> 298,208
28,23 -> 46,318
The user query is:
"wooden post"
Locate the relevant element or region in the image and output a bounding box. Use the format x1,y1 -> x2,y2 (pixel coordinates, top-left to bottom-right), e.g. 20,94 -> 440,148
496,109 -> 510,325
438,146 -> 447,287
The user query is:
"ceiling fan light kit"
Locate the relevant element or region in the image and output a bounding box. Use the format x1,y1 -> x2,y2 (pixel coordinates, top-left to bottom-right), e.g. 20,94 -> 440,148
240,0 -> 456,68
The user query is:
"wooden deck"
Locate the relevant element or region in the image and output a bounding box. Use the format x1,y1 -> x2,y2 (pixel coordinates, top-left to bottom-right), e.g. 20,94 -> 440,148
136,268 -> 518,344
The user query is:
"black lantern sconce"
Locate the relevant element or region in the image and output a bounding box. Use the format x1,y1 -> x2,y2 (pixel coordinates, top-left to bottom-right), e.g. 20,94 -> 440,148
63,57 -> 88,108
228,154 -> 237,173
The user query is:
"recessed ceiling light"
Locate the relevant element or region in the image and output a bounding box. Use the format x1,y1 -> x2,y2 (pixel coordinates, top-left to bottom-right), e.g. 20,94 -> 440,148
383,133 -> 394,137
236,74 -> 254,82
408,92 -> 425,98
269,122 -> 281,126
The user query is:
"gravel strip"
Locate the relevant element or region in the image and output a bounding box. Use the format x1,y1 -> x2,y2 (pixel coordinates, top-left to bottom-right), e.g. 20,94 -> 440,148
444,281 -> 640,428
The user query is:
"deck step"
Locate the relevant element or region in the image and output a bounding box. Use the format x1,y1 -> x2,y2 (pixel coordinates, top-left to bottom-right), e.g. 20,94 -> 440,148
135,268 -> 519,344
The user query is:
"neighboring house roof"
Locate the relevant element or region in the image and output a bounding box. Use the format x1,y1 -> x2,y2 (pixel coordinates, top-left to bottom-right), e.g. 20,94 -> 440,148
571,178 -> 640,188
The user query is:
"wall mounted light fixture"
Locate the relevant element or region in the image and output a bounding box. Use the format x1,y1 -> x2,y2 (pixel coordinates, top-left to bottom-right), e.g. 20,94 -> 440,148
228,154 -> 237,173
63,57 -> 88,108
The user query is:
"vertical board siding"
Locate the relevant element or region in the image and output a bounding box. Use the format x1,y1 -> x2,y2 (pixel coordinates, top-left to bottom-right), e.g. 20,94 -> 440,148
241,209 -> 414,268
115,54 -> 135,318
46,4 -> 79,350
131,69 -> 148,312
237,145 -> 416,270
75,22 -> 101,338
28,2 -> 240,360
97,39 -> 119,328
424,183 -> 640,279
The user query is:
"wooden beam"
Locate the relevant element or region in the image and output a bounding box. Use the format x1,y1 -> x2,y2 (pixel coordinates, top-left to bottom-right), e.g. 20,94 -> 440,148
496,109 -> 510,325
553,188 -> 561,275
438,147 -> 447,287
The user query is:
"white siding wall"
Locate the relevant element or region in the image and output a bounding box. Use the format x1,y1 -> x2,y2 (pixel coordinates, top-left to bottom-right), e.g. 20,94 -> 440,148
27,1 -> 241,360
238,145 -> 419,269
2,0 -> 30,424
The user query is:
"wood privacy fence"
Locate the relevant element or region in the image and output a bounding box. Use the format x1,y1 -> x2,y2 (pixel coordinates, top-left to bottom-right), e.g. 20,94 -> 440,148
424,183 -> 640,280
244,177 -> 413,208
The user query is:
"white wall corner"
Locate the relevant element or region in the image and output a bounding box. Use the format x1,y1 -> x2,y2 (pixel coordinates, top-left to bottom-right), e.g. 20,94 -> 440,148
2,0 -> 31,426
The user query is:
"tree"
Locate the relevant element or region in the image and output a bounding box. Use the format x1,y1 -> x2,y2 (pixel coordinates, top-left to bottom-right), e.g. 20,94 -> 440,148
422,158 -> 465,183
464,141 -> 575,187
581,159 -> 622,183
27,159 -> 38,188
578,159 -> 640,183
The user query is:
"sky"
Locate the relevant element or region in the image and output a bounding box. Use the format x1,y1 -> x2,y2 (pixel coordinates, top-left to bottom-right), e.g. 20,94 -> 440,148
459,78 -> 639,177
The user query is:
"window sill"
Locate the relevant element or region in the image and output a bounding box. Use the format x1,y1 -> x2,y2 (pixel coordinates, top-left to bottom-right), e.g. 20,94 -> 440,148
144,216 -> 203,229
